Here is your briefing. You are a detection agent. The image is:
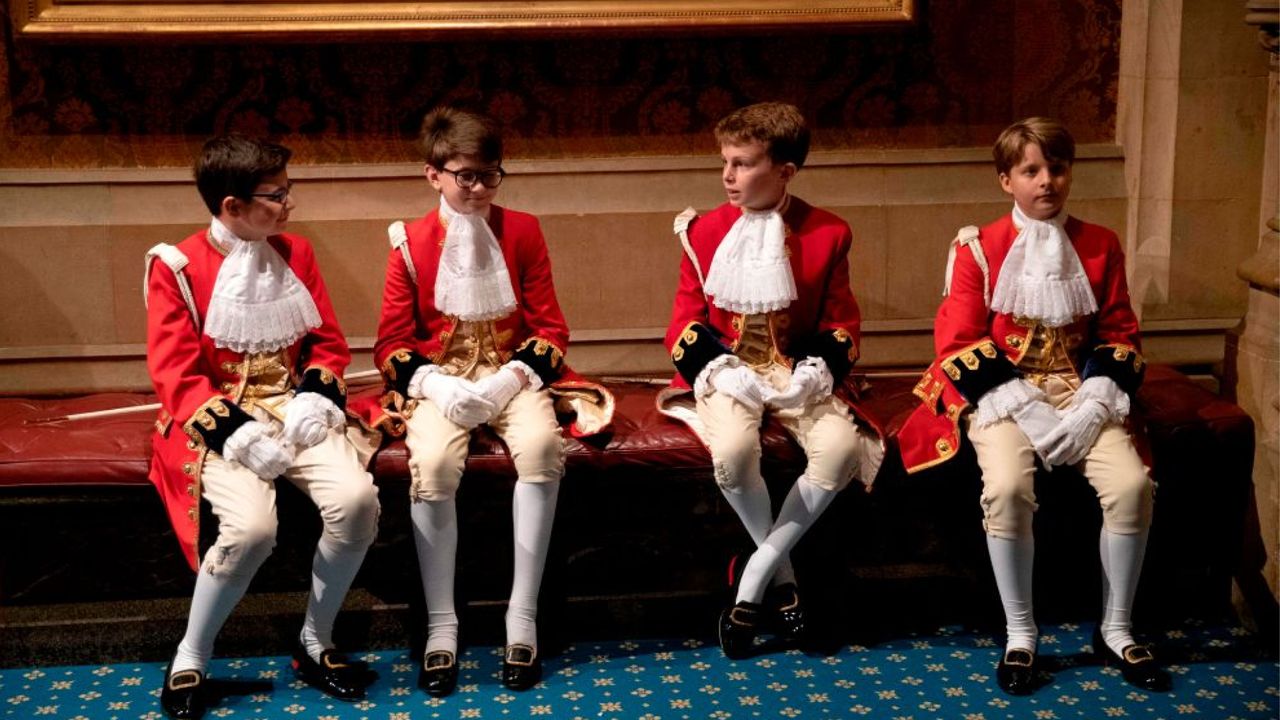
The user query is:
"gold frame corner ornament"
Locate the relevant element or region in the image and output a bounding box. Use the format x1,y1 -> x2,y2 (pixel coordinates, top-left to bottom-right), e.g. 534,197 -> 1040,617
10,0 -> 915,41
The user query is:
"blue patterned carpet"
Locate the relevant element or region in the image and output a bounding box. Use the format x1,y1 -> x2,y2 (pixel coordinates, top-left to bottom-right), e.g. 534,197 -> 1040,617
3,622 -> 1275,720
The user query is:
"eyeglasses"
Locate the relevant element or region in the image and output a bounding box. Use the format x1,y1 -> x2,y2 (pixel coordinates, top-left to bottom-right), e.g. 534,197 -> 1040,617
249,180 -> 295,205
439,167 -> 506,190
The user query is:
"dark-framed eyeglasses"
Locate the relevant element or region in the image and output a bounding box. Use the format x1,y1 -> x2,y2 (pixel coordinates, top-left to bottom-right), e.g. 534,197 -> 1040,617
249,180 -> 295,205
439,167 -> 506,190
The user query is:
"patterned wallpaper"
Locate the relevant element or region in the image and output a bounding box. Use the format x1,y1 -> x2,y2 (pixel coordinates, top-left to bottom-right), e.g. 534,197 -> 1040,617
0,0 -> 1119,168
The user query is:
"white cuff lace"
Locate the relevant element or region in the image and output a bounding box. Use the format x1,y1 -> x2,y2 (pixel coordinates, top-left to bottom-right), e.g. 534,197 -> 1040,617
973,378 -> 1047,428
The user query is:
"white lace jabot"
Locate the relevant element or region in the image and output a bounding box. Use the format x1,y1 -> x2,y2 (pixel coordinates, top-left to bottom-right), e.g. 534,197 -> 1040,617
989,204 -> 1097,327
703,195 -> 797,314
433,197 -> 517,322
203,218 -> 321,353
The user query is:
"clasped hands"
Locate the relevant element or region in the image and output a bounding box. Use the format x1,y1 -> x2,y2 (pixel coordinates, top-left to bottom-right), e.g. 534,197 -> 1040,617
1011,396 -> 1109,468
709,361 -> 829,413
409,365 -> 528,429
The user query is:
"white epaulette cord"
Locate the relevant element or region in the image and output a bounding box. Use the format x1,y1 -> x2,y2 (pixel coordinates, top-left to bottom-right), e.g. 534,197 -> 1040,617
942,225 -> 991,307
387,221 -> 418,286
673,207 -> 705,290
143,243 -> 200,329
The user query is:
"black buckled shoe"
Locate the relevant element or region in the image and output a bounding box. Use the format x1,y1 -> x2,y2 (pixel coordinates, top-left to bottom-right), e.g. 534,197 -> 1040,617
291,646 -> 372,701
995,648 -> 1038,696
417,650 -> 458,697
502,644 -> 542,691
766,582 -> 806,644
1093,628 -> 1172,692
718,601 -> 765,660
160,663 -> 206,719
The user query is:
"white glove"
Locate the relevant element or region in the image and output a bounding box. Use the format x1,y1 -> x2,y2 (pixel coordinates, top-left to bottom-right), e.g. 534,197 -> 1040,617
471,365 -> 528,421
709,364 -> 773,413
222,421 -> 294,480
415,369 -> 496,429
1009,400 -> 1067,465
281,392 -> 344,449
1042,399 -> 1110,467
767,359 -> 833,410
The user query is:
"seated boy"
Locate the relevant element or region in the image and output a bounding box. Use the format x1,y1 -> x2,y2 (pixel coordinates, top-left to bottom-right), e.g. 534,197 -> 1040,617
658,102 -> 884,659
146,135 -> 380,719
898,117 -> 1171,695
371,107 -> 611,696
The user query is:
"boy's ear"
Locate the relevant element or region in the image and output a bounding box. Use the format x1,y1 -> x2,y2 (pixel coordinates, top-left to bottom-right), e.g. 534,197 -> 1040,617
997,172 -> 1013,195
779,162 -> 798,183
219,195 -> 243,218
424,163 -> 443,191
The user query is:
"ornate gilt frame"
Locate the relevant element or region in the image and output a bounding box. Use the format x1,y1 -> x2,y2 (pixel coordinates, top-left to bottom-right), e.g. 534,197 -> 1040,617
10,0 -> 913,41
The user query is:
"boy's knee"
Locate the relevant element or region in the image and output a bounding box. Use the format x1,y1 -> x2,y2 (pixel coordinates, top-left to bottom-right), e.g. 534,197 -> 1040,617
327,476 -> 382,546
512,430 -> 565,481
708,435 -> 761,490
1102,469 -> 1154,534
207,515 -> 277,577
409,450 -> 466,501
980,474 -> 1037,538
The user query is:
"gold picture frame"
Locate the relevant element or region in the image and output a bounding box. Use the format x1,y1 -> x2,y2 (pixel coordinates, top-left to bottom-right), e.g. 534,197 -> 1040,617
10,0 -> 914,41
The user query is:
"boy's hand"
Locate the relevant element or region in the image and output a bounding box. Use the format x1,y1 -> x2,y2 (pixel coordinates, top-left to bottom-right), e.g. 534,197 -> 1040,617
472,366 -> 528,421
767,360 -> 833,410
1009,400 -> 1067,465
710,365 -> 772,412
416,371 -> 497,429
222,420 -> 295,479
281,392 -> 344,449
1043,399 -> 1109,467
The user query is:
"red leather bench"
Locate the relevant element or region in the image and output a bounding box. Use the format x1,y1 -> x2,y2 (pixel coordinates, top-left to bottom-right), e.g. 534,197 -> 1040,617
0,367 -> 1255,650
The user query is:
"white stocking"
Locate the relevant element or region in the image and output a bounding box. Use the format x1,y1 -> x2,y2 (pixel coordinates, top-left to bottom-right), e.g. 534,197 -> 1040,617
735,476 -> 835,605
507,480 -> 560,649
986,534 -> 1038,653
171,569 -> 254,674
720,480 -> 796,587
1099,528 -> 1148,655
410,498 -> 460,656
299,534 -> 369,661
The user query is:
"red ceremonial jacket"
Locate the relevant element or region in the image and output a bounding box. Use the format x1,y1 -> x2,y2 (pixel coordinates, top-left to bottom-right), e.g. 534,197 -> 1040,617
661,197 -> 874,426
145,229 -> 351,570
897,213 -> 1145,474
368,204 -> 612,437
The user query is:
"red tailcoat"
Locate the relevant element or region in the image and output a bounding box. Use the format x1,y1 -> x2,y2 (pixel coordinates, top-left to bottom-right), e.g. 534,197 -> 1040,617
369,205 -> 611,437
146,230 -> 351,570
661,198 -> 873,425
897,213 -> 1144,474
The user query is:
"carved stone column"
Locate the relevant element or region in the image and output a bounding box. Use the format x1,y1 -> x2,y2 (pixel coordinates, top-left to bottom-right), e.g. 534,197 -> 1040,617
1227,0 -> 1279,632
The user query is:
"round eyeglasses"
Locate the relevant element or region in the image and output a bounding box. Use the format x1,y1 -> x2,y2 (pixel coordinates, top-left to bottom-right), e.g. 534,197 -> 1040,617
439,167 -> 506,190
249,180 -> 295,205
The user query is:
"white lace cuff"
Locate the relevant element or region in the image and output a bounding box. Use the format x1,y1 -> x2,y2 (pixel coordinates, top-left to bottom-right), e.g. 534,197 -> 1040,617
506,359 -> 542,392
1074,375 -> 1130,422
693,353 -> 741,398
407,364 -> 445,399
973,378 -> 1046,428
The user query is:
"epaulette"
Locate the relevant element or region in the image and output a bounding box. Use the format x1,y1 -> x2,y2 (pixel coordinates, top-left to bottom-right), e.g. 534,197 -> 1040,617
387,221 -> 417,286
673,207 -> 705,288
143,243 -> 199,328
942,225 -> 991,307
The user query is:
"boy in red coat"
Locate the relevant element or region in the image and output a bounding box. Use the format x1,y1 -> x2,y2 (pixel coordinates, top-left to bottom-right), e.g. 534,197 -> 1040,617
659,102 -> 883,659
146,136 -> 379,718
373,107 -> 610,696
898,118 -> 1171,695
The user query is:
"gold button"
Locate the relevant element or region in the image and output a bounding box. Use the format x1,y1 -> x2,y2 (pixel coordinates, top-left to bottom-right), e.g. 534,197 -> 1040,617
186,484 -> 196,497
182,462 -> 195,475
186,440 -> 198,450
936,439 -> 952,454
187,508 -> 197,521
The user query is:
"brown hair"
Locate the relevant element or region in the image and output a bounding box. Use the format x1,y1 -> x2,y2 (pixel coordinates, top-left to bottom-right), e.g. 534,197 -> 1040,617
992,117 -> 1075,176
714,102 -> 810,168
419,106 -> 503,168
193,135 -> 291,216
